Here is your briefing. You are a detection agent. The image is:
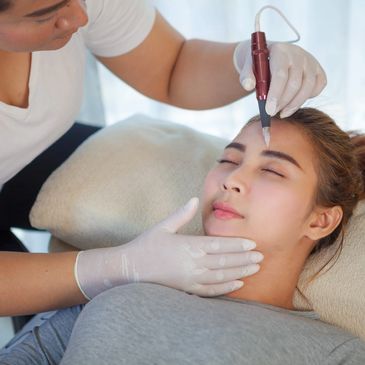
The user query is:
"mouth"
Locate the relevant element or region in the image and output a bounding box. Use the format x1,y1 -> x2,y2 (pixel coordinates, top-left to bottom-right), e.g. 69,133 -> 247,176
212,202 -> 244,220
55,31 -> 75,40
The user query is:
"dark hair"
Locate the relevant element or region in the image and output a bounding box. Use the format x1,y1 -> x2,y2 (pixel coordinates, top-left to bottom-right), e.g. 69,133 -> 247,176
0,0 -> 12,12
246,108 -> 365,278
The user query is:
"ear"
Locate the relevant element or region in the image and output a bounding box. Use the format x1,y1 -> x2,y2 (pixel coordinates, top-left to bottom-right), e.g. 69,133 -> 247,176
305,206 -> 343,241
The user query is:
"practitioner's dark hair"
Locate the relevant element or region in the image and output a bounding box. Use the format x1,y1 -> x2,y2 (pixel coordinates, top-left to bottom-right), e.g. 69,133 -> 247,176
0,0 -> 12,12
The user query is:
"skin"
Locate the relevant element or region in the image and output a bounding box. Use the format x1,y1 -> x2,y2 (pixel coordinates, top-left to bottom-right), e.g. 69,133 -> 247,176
202,120 -> 343,309
0,0 -> 246,315
0,0 -> 88,51
0,0 -> 246,109
0,1 -> 325,315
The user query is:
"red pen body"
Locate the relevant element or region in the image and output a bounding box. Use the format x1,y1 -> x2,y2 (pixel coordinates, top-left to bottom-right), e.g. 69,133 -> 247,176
251,31 -> 270,102
251,31 -> 271,145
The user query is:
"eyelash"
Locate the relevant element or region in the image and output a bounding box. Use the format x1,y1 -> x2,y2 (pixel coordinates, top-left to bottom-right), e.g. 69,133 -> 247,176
35,16 -> 54,23
261,168 -> 284,178
216,159 -> 238,165
216,159 -> 284,178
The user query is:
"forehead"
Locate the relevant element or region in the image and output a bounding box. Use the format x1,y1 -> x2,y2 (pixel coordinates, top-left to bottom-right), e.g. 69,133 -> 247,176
235,119 -> 317,172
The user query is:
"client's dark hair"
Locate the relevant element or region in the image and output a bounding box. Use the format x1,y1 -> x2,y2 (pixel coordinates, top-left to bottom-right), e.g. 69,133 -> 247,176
247,107 -> 365,278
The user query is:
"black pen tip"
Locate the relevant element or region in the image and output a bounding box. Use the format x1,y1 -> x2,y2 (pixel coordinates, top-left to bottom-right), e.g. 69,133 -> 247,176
258,100 -> 271,128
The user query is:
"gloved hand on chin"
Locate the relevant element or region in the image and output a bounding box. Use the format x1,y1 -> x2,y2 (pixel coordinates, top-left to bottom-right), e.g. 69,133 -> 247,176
75,197 -> 263,299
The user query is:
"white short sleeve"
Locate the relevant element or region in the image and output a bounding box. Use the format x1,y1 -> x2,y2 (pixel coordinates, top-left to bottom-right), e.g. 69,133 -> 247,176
82,0 -> 156,57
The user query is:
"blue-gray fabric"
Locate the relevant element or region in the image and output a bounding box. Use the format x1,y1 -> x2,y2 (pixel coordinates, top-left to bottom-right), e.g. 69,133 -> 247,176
0,306 -> 82,365
2,283 -> 365,365
60,284 -> 365,365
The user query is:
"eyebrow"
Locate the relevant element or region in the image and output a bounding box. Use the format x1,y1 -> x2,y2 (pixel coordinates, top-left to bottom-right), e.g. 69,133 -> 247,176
224,142 -> 303,170
24,0 -> 69,18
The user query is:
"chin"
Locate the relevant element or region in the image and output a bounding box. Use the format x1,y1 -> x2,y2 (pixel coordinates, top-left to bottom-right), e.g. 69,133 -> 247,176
203,221 -> 244,238
51,36 -> 72,49
38,34 -> 73,51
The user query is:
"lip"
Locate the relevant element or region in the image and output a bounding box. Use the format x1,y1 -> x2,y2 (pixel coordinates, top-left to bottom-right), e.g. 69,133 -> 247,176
212,202 -> 244,220
55,31 -> 75,40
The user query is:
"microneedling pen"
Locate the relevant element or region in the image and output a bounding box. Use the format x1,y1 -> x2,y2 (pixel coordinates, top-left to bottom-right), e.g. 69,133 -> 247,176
251,6 -> 301,147
251,30 -> 271,147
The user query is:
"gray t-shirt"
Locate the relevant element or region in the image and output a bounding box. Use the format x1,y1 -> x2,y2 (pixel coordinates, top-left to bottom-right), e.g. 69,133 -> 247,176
61,283 -> 365,365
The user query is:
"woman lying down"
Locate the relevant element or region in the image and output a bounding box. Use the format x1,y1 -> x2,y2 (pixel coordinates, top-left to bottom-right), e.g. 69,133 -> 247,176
2,108 -> 365,365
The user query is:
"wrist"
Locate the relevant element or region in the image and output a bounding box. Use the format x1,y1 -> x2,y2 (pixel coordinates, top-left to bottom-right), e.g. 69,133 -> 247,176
74,251 -> 91,300
74,246 -> 130,300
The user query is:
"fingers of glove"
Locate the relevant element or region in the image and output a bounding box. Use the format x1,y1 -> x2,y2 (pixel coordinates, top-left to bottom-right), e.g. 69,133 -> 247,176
234,41 -> 256,90
275,67 -> 303,116
190,281 -> 244,297
311,67 -> 327,97
183,237 -> 256,259
233,40 -> 251,73
197,237 -> 256,254
195,264 -> 260,285
183,236 -> 256,258
266,68 -> 288,116
199,251 -> 263,269
157,197 -> 199,233
279,74 -> 316,118
239,58 -> 256,91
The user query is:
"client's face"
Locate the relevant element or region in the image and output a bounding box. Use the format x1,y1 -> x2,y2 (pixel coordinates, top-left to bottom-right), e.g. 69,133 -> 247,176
202,120 -> 319,252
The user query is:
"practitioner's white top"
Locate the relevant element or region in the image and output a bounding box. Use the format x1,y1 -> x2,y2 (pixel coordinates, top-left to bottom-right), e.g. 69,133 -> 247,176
0,0 -> 155,186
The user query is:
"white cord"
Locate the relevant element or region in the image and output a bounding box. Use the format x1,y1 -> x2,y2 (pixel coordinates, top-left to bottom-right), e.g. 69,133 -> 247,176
254,5 -> 300,43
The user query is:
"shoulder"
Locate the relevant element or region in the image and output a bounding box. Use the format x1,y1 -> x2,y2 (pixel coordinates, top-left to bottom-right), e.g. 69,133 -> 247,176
81,0 -> 156,57
83,0 -> 154,29
324,338 -> 365,364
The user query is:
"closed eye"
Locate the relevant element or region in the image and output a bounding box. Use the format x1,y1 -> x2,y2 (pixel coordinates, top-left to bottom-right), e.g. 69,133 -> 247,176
217,159 -> 238,165
35,16 -> 55,23
262,168 -> 285,178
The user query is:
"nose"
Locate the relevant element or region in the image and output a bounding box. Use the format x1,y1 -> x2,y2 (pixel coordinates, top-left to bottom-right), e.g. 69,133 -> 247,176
55,0 -> 88,32
223,183 -> 240,193
222,169 -> 248,194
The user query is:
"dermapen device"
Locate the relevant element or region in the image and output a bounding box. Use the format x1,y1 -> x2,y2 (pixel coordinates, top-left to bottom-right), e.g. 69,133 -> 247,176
252,6 -> 301,147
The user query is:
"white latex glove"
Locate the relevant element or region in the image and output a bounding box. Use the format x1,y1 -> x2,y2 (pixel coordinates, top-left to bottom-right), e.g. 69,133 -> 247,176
75,197 -> 263,299
233,40 -> 327,118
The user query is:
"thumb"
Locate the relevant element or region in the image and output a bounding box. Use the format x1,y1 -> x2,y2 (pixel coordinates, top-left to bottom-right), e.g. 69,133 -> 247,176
233,41 -> 256,91
157,197 -> 199,233
240,60 -> 256,91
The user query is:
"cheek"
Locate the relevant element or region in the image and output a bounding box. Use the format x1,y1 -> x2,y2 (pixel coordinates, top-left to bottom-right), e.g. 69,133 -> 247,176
250,183 -> 311,244
19,25 -> 53,42
257,186 -> 306,215
201,170 -> 221,219
0,24 -> 52,50
202,173 -> 216,209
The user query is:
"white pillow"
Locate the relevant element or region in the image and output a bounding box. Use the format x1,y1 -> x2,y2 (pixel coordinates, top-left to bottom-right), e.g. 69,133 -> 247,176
30,114 -> 365,341
30,115 -> 227,249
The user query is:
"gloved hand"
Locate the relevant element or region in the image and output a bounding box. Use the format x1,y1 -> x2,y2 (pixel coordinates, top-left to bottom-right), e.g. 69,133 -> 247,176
75,197 -> 263,299
233,40 -> 327,118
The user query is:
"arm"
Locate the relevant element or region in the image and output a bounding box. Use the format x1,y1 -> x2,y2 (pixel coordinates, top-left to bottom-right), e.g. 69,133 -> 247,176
97,12 -> 247,110
0,251 -> 86,316
98,11 -> 326,115
1,200 -> 261,316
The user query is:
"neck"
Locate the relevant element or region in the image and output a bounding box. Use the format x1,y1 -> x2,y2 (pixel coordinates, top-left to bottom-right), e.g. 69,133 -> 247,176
226,244 -> 310,310
0,50 -> 31,108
